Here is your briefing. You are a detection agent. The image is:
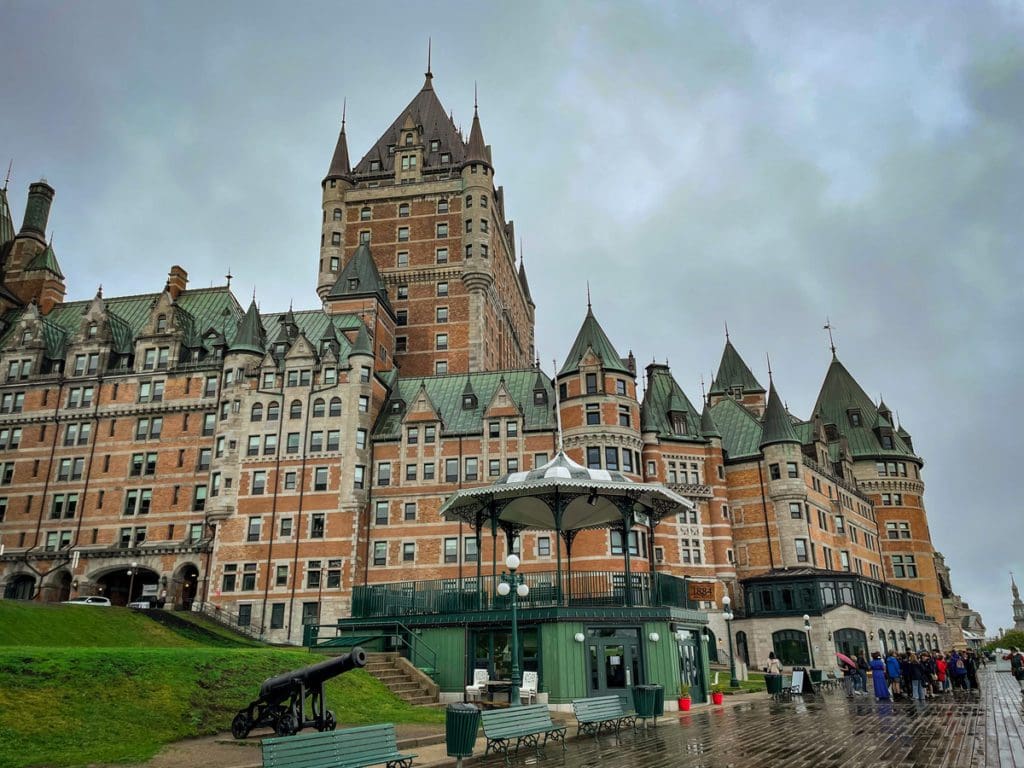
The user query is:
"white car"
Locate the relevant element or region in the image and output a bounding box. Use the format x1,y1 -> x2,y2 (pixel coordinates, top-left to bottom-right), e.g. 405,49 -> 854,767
62,596 -> 112,607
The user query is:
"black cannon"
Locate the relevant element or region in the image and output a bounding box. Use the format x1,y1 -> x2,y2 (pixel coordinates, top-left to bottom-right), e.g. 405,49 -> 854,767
231,647 -> 367,738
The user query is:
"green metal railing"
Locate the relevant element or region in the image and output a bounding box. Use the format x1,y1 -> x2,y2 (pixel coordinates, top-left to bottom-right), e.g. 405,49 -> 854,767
350,570 -> 694,619
305,619 -> 438,674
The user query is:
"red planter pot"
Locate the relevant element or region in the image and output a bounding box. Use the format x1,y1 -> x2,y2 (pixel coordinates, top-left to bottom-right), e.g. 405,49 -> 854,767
711,692 -> 724,705
678,696 -> 691,711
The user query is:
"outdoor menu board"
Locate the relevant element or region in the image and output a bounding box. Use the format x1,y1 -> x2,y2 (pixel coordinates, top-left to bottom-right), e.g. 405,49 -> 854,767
790,669 -> 804,694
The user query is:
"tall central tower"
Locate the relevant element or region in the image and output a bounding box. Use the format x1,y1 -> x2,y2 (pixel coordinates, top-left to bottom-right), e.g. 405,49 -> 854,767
318,68 -> 535,377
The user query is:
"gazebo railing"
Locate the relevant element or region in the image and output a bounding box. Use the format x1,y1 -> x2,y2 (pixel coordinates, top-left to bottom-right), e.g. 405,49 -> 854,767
351,570 -> 694,618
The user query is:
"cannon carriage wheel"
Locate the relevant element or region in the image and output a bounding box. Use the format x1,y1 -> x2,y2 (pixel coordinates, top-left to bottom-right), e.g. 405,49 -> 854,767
318,710 -> 337,732
231,711 -> 253,740
275,712 -> 299,737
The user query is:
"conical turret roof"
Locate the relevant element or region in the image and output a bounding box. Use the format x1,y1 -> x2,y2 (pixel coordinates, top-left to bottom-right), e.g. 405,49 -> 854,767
464,106 -> 489,166
348,322 -> 373,358
325,116 -> 352,182
25,240 -> 64,278
640,363 -> 702,439
759,381 -> 800,449
327,243 -> 393,313
518,260 -> 534,305
559,305 -> 631,376
709,339 -> 765,395
230,300 -> 266,355
700,404 -> 722,439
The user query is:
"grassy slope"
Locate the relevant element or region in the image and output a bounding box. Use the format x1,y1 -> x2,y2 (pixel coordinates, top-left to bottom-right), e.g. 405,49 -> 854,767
0,603 -> 443,768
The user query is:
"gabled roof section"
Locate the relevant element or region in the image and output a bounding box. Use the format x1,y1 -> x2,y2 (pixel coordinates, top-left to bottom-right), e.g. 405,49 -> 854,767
812,357 -> 917,459
25,241 -> 64,278
559,306 -> 631,376
709,339 -> 765,395
326,243 -> 393,313
759,381 -> 800,449
230,300 -> 266,355
640,364 -> 703,440
375,369 -> 555,439
353,75 -> 465,175
709,397 -> 763,460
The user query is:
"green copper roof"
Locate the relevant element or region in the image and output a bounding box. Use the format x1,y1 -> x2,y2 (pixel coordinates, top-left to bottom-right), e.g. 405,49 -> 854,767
812,357 -> 917,459
230,300 -> 266,355
709,397 -> 763,460
709,340 -> 765,395
559,306 -> 631,376
25,242 -> 64,278
759,382 -> 800,448
375,369 -> 555,439
700,404 -> 721,439
349,322 -> 372,358
640,364 -> 703,441
0,187 -> 14,249
326,243 -> 393,313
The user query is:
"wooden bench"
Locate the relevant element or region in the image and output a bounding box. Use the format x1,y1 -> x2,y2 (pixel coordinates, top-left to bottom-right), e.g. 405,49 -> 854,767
261,723 -> 417,768
481,704 -> 566,765
571,695 -> 637,739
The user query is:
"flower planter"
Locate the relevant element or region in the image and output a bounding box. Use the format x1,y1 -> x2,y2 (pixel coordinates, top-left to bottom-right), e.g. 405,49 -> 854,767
711,691 -> 724,705
678,696 -> 691,711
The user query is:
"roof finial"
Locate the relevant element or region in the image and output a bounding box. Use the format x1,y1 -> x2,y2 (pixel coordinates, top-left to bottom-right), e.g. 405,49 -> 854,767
474,80 -> 478,114
3,160 -> 11,191
252,286 -> 257,302
519,236 -> 524,265
426,37 -> 432,78
586,281 -> 591,310
766,353 -> 773,382
824,317 -> 837,358
97,284 -> 103,298
341,98 -> 347,132
700,375 -> 707,403
724,320 -> 730,342
225,267 -> 232,288
553,358 -> 564,453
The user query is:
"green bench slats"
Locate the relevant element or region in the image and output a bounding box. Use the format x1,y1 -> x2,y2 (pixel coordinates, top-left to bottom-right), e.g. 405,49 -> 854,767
571,695 -> 637,738
480,704 -> 566,765
262,723 -> 416,768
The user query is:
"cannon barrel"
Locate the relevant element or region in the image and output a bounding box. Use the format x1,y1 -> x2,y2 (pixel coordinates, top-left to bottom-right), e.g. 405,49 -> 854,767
259,647 -> 367,700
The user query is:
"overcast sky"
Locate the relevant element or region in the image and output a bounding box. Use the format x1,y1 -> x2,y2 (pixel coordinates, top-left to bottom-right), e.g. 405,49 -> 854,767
3,1 -> 1022,633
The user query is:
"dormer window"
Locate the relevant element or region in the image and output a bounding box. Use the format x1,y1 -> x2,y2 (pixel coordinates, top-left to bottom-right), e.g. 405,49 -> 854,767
729,385 -> 743,401
881,435 -> 894,449
390,400 -> 404,414
670,412 -> 687,435
348,278 -> 359,290
21,330 -> 33,344
825,424 -> 839,441
462,394 -> 477,410
156,315 -> 167,333
429,140 -> 439,152
369,160 -> 381,172
534,389 -> 547,405
848,410 -> 862,427
440,152 -> 451,164
405,133 -> 413,146
387,144 -> 395,155
87,323 -> 97,338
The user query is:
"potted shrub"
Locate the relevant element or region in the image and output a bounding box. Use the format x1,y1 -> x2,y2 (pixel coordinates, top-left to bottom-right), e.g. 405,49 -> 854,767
678,683 -> 691,711
711,683 -> 724,705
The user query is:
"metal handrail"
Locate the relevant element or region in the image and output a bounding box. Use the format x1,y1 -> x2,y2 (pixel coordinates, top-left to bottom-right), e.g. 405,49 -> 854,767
309,619 -> 438,672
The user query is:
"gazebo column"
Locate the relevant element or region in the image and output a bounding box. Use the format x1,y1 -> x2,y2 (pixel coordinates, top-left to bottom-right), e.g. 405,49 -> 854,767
553,492 -> 566,606
648,514 -> 660,606
561,530 -> 579,606
490,510 -> 500,604
474,505 -> 486,611
615,498 -> 638,608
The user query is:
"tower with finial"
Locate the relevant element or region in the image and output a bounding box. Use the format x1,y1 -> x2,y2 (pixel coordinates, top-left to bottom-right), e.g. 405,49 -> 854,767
319,98 -> 354,301
1012,573 -> 1024,632
2,179 -> 66,313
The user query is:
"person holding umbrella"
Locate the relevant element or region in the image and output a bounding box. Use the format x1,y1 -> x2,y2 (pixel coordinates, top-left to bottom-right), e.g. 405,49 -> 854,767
837,652 -> 861,696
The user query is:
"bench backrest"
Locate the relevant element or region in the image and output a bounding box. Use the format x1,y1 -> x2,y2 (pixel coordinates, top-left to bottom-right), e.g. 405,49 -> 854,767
262,724 -> 398,768
481,704 -> 553,738
572,696 -> 626,721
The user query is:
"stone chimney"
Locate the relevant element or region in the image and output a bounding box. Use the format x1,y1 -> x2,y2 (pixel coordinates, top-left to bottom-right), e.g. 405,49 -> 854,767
166,265 -> 188,300
19,181 -> 55,241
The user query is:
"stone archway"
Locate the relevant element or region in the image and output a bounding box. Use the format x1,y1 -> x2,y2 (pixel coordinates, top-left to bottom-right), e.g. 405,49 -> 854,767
48,571 -> 73,603
94,564 -> 161,606
3,573 -> 36,600
172,562 -> 201,610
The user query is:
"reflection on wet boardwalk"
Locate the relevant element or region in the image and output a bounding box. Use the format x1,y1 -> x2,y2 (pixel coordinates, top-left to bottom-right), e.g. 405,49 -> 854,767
479,668 -> 1022,768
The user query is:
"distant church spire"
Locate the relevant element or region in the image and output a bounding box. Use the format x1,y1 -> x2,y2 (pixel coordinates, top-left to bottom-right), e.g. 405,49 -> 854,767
1013,573 -> 1024,631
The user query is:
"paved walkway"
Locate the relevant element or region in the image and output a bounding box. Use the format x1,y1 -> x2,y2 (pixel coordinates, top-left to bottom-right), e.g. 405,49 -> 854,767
125,668 -> 1024,768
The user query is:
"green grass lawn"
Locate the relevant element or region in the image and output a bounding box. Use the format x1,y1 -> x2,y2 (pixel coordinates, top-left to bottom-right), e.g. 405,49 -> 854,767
0,602 -> 443,768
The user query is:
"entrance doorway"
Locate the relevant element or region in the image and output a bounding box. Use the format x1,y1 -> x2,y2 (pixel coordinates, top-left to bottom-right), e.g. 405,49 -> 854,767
676,628 -> 705,703
833,628 -> 868,659
175,563 -> 200,610
584,627 -> 642,708
3,574 -> 35,600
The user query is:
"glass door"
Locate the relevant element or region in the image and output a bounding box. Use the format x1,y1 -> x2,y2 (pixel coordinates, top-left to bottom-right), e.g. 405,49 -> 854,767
677,629 -> 705,703
585,628 -> 641,709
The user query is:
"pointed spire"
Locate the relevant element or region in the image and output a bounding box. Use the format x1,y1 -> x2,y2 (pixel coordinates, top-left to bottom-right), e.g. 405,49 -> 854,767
1013,572 -> 1020,601
760,381 -> 800,449
518,255 -> 534,305
464,87 -> 489,165
325,103 -> 353,182
348,322 -> 373,358
559,303 -> 631,376
824,317 -> 838,359
422,40 -> 434,91
709,339 -> 765,396
326,242 -> 393,312
25,235 -> 64,278
230,299 -> 266,355
701,403 -> 722,439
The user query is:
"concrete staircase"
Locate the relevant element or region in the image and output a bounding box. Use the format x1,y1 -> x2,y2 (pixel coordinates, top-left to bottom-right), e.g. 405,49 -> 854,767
364,652 -> 439,706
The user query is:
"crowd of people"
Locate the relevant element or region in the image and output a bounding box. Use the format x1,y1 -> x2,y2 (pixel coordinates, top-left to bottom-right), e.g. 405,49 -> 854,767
834,648 -> 984,701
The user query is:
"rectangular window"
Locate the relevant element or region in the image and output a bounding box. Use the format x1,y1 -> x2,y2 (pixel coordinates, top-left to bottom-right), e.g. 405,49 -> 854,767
506,420 -> 518,437
488,459 -> 500,477
314,467 -> 328,491
252,471 -> 266,495
247,517 -> 261,542
586,404 -> 600,425
507,458 -> 519,473
422,462 -> 435,480
538,536 -> 551,557
405,464 -> 417,481
270,603 -> 285,628
376,462 -> 391,486
464,457 -> 478,481
280,517 -> 293,537
436,247 -> 448,264
397,226 -> 409,242
403,502 -> 416,521
310,513 -> 325,538
795,538 -> 809,562
436,222 -> 448,237
790,502 -> 802,519
437,281 -> 448,297
353,465 -> 365,489
585,373 -> 598,394
403,542 -> 415,562
769,463 -> 781,480
618,405 -> 631,427
787,462 -> 798,478
445,458 -> 459,483
373,542 -> 387,566
891,554 -> 918,578
586,446 -> 601,469
355,428 -> 366,451
604,447 -> 619,471
444,538 -> 458,563
309,431 -> 324,452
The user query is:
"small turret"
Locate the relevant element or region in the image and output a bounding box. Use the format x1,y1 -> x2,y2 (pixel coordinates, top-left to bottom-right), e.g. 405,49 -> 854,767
760,381 -> 800,450
319,106 -> 355,300
230,300 -> 266,356
19,180 -> 54,241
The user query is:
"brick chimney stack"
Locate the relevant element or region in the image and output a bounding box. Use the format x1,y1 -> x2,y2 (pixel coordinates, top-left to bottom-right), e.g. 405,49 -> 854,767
166,265 -> 188,300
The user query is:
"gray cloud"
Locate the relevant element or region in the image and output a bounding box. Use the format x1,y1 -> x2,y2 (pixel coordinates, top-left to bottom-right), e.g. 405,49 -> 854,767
2,0 -> 1021,630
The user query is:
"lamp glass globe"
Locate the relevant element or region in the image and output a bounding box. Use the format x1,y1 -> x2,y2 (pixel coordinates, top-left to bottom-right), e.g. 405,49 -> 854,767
722,594 -> 731,607
505,554 -> 521,570
802,614 -> 810,623
497,582 -> 511,596
516,583 -> 529,598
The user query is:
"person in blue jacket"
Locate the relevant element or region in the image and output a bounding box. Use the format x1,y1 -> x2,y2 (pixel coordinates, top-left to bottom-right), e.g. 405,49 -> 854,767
870,651 -> 890,699
885,650 -> 902,698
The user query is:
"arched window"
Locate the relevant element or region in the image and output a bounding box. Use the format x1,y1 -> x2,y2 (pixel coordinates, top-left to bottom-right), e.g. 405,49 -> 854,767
735,630 -> 750,667
267,402 -> 280,421
332,208 -> 342,221
480,194 -> 488,208
917,633 -> 924,651
932,634 -> 939,650
878,627 -> 887,654
250,403 -> 263,422
313,398 -> 325,418
899,631 -> 908,651
360,206 -> 371,221
405,132 -> 413,146
771,629 -> 810,666
833,628 -> 868,659
329,397 -> 342,417
290,399 -> 302,419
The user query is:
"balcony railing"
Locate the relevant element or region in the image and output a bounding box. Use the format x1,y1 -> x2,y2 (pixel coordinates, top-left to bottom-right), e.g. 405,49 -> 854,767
351,570 -> 695,619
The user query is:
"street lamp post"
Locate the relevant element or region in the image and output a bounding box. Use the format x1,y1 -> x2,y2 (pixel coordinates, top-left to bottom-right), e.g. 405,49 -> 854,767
803,614 -> 815,669
127,561 -> 139,606
496,554 -> 530,707
722,594 -> 739,688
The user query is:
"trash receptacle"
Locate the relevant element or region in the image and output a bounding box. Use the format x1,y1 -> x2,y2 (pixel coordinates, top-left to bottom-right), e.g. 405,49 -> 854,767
765,674 -> 783,698
445,703 -> 480,759
633,684 -> 657,718
652,684 -> 664,717
809,669 -> 823,688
